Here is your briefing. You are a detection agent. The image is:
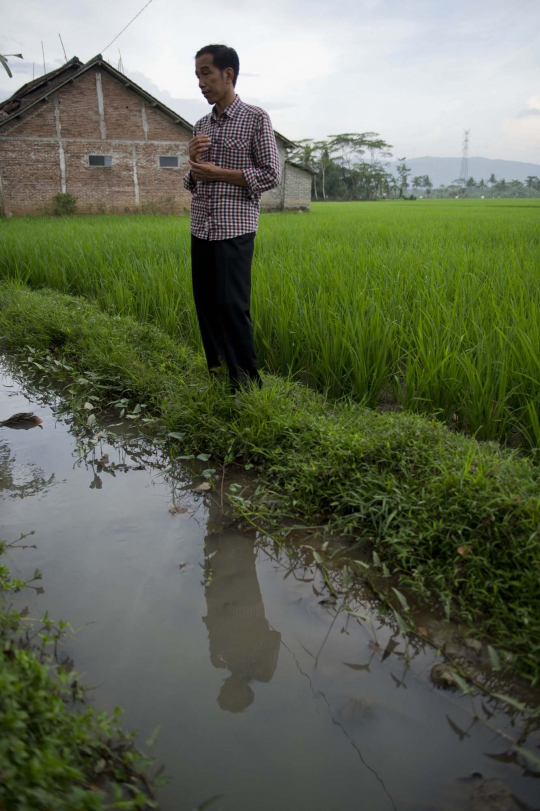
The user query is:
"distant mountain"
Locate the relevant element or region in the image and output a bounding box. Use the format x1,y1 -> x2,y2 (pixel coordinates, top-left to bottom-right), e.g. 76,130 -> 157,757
387,157 -> 540,187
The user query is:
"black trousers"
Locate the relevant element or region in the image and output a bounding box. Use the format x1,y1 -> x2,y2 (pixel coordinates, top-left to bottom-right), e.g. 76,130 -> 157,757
191,232 -> 261,391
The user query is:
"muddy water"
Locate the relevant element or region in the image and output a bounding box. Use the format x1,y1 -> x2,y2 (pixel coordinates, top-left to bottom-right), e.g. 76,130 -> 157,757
1,366 -> 539,811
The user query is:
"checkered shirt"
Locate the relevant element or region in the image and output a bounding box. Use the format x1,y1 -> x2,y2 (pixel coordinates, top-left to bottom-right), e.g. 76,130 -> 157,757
183,96 -> 281,241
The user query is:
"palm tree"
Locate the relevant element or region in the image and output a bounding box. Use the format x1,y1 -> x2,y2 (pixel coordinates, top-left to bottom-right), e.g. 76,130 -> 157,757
423,175 -> 433,197
488,173 -> 497,186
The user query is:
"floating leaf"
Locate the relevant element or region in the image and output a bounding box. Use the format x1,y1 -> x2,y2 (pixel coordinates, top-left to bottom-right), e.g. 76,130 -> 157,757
487,645 -> 501,671
513,745 -> 540,772
392,608 -> 409,636
392,587 -> 410,612
169,506 -> 188,515
451,671 -> 471,695
194,482 -> 211,492
343,661 -> 371,672
491,692 -> 528,714
167,432 -> 186,441
145,725 -> 161,747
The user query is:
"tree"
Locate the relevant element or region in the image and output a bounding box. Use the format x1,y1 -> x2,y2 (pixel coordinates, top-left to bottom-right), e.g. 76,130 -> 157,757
466,177 -> 477,188
396,158 -> 411,198
411,176 -> 424,193
0,53 -> 23,78
422,175 -> 433,197
488,173 -> 497,186
313,140 -> 337,201
526,175 -> 540,190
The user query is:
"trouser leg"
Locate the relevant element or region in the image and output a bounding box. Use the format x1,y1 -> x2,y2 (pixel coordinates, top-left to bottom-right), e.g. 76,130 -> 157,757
213,232 -> 261,390
191,234 -> 227,372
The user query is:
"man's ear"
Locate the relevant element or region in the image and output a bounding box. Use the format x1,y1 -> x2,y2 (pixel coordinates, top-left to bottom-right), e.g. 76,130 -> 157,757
224,66 -> 235,86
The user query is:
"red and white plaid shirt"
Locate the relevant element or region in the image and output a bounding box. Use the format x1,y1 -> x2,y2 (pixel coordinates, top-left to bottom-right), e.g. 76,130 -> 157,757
183,95 -> 281,241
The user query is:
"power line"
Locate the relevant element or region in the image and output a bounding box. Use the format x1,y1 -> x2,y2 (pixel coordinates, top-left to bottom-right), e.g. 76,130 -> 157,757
101,0 -> 155,54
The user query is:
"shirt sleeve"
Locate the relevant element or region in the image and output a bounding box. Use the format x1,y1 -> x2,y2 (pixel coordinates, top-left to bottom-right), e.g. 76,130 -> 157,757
183,124 -> 196,193
242,111 -> 281,197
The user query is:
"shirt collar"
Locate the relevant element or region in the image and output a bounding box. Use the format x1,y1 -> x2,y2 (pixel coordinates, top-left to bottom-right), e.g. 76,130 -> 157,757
211,94 -> 242,122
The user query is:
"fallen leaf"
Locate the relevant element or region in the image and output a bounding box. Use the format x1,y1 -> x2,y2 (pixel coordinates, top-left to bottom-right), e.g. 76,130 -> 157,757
194,482 -> 211,492
169,506 -> 188,514
457,545 -> 471,556
418,626 -> 429,636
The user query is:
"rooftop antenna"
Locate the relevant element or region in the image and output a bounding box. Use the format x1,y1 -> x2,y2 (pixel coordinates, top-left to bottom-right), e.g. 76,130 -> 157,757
41,41 -> 46,75
118,49 -> 125,74
32,62 -> 35,80
459,129 -> 470,186
58,33 -> 67,62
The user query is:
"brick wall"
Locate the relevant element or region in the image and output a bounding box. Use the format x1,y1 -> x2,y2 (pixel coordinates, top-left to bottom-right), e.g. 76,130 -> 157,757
283,163 -> 312,211
261,139 -> 286,210
0,65 -> 192,215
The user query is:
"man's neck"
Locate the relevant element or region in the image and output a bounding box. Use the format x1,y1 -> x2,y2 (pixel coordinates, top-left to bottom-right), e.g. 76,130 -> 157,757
215,91 -> 237,117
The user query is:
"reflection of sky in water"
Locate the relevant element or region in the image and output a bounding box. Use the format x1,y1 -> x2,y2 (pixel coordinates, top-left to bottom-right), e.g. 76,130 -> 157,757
1,364 -> 539,811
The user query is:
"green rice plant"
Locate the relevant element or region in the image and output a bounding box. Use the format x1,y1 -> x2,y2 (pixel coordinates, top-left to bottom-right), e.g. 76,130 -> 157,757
0,200 -> 539,445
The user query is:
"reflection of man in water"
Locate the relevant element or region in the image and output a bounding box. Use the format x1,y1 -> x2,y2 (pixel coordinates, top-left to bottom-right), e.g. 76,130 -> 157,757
202,505 -> 281,713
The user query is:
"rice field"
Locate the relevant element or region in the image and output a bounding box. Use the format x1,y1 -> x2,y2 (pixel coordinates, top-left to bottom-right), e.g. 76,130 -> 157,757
1,199 -> 539,446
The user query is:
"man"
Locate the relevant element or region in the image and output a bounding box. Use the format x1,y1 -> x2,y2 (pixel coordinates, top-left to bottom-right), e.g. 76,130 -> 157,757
183,44 -> 281,392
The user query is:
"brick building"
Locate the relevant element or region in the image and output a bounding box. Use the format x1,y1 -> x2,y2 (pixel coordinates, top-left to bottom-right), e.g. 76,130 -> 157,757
0,55 -> 312,216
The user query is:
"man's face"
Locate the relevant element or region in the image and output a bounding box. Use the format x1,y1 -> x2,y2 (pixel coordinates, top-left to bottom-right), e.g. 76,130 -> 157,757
195,53 -> 232,105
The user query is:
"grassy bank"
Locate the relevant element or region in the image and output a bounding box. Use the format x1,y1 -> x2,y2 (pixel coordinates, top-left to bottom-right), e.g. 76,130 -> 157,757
1,201 -> 540,445
0,536 -> 160,810
1,281 -> 539,684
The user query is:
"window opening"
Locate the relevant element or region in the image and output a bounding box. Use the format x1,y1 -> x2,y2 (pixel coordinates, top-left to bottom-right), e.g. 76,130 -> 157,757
159,156 -> 179,168
89,155 -> 112,167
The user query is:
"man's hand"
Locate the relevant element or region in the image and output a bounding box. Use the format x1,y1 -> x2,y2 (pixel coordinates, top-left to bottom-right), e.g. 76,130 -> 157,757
189,134 -> 211,163
189,160 -> 223,182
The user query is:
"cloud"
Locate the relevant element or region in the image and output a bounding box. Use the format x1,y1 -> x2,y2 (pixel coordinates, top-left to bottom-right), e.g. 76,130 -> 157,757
2,0 -> 540,160
518,94 -> 540,117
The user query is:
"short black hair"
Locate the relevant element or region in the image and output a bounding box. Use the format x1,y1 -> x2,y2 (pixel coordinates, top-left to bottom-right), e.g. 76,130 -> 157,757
195,44 -> 240,87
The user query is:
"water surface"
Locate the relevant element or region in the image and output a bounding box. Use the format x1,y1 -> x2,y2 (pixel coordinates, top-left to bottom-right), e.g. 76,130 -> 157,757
1,365 -> 538,811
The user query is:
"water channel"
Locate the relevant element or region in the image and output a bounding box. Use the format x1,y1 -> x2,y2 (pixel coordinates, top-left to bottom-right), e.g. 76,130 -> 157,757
1,363 -> 539,811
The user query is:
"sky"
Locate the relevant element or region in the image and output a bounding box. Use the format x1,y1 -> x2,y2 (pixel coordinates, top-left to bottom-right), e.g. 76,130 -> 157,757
2,0 -> 540,163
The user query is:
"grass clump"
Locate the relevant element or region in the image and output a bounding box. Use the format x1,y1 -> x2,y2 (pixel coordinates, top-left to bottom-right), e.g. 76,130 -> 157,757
0,535 -> 160,809
1,281 -> 539,683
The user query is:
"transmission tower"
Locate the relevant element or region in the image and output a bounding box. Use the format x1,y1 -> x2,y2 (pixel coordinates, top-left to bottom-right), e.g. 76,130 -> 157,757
458,129 -> 470,185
